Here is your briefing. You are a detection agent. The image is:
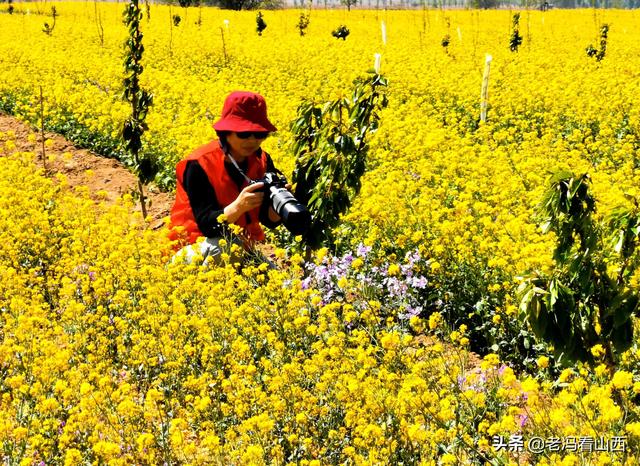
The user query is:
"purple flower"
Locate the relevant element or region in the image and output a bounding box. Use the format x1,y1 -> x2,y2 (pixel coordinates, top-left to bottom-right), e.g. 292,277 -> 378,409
412,276 -> 428,289
401,263 -> 414,278
399,305 -> 422,320
317,265 -> 330,280
384,277 -> 401,297
517,413 -> 528,428
356,244 -> 371,257
457,375 -> 466,389
329,265 -> 341,278
405,250 -> 421,266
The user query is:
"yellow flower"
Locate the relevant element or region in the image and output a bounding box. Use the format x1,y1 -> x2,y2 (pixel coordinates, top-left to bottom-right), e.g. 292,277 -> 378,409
64,449 -> 82,466
352,257 -> 364,270
428,311 -> 442,330
381,332 -> 400,350
79,382 -> 92,396
536,356 -> 549,369
626,422 -> 640,437
595,364 -> 609,377
242,445 -> 265,463
387,264 -> 400,276
315,247 -> 328,264
441,453 -> 457,465
611,370 -> 634,390
558,368 -> 574,383
13,426 -> 28,440
505,305 -> 517,316
136,433 -> 155,452
590,344 -> 605,358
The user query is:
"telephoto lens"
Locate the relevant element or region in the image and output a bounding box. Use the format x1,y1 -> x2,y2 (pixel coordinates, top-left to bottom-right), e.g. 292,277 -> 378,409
257,173 -> 311,236
268,185 -> 312,236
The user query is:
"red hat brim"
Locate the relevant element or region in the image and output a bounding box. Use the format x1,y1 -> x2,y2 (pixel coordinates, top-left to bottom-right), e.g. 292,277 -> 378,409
213,116 -> 277,133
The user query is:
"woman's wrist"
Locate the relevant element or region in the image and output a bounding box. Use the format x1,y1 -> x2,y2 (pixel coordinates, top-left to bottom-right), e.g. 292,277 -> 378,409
223,201 -> 242,224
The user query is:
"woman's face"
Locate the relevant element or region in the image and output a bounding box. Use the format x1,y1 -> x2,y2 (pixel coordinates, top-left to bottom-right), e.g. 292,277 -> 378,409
226,132 -> 267,160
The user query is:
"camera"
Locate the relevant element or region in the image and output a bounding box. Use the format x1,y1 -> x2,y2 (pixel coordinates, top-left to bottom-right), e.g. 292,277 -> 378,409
252,172 -> 311,236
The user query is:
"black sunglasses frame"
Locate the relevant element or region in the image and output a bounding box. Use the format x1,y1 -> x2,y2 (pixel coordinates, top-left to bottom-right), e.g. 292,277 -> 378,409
235,131 -> 270,140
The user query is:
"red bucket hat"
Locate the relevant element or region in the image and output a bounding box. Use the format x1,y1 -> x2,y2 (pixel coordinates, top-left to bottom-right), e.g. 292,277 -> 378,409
213,91 -> 277,133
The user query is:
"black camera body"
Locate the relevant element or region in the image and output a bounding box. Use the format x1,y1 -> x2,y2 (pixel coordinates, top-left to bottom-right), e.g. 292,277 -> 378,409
252,172 -> 311,236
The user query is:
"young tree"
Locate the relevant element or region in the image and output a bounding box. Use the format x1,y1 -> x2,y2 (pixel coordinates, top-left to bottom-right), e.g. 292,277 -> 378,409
42,7 -> 58,35
297,12 -> 310,36
519,171 -> 639,367
291,73 -> 388,257
206,0 -> 268,10
256,11 -> 267,35
331,25 -> 350,40
586,24 -> 609,62
341,0 -> 358,10
509,13 -> 523,52
122,0 -> 156,218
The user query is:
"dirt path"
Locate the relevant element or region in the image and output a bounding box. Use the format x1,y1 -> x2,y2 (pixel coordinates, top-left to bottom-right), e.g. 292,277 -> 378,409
0,113 -> 174,229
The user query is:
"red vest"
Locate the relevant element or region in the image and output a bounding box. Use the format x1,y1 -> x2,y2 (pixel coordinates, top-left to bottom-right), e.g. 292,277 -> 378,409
168,140 -> 268,247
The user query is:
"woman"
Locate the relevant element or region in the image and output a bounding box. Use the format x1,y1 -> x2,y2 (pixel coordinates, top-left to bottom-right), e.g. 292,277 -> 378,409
168,91 -> 283,265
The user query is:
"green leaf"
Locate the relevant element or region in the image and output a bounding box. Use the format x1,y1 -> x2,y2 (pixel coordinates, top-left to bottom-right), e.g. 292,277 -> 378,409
612,294 -> 638,328
612,319 -> 633,353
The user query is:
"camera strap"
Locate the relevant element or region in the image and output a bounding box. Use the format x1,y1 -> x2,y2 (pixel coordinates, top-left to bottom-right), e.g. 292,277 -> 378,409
222,146 -> 253,185
222,144 -> 286,184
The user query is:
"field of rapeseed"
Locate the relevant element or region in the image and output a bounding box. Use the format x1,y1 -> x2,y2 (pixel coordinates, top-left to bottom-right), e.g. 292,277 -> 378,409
2,2 -> 640,464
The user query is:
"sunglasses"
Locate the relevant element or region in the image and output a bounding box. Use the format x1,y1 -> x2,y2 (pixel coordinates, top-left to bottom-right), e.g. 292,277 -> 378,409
235,131 -> 270,140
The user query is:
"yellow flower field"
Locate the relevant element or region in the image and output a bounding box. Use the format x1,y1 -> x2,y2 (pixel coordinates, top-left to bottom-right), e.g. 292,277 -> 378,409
1,3 -> 640,464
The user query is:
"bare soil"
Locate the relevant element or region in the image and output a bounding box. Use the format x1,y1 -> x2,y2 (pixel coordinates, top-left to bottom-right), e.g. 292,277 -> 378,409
0,113 -> 174,229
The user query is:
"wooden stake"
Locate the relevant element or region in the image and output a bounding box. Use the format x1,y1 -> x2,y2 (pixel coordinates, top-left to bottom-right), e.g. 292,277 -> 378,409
480,54 -> 492,123
220,27 -> 228,66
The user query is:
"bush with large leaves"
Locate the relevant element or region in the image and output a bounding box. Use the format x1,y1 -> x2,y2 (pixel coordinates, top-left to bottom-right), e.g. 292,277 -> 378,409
291,73 -> 388,256
519,171 -> 639,367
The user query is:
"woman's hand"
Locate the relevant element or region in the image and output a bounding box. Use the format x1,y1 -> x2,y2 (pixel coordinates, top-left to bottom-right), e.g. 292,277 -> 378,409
223,182 -> 264,224
236,182 -> 264,212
